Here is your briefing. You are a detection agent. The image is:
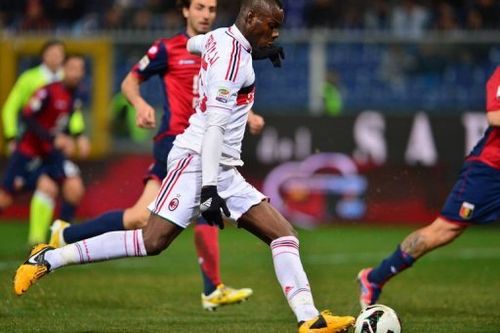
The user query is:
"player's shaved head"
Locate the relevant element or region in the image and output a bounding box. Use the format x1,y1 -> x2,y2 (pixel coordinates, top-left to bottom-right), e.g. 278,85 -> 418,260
239,0 -> 283,11
236,0 -> 284,49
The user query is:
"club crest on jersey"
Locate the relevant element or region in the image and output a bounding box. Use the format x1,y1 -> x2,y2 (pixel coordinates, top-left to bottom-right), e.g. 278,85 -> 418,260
179,59 -> 196,65
168,198 -> 180,211
459,202 -> 475,220
216,88 -> 230,103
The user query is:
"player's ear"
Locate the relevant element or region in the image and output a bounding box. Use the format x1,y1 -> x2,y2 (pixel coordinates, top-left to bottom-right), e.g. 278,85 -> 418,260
245,10 -> 257,27
182,6 -> 190,19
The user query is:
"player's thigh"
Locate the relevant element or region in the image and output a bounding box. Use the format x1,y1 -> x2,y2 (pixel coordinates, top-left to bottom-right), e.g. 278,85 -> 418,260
0,188 -> 13,208
147,151 -> 200,229
36,174 -> 59,198
123,179 -> 161,229
238,201 -> 296,245
2,151 -> 37,193
62,176 -> 85,201
441,161 -> 500,224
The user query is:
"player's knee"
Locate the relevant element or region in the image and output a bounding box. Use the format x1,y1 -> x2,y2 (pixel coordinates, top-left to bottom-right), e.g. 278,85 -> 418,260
0,190 -> 13,209
63,177 -> 85,203
424,218 -> 465,246
37,176 -> 59,198
124,207 -> 150,229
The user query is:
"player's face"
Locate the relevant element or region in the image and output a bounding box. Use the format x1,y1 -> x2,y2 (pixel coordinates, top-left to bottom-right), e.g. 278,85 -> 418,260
63,58 -> 85,88
246,5 -> 284,49
42,45 -> 65,72
184,0 -> 217,36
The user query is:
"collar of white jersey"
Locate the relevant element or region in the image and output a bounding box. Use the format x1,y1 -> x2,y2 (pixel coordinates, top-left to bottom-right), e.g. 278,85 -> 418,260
40,64 -> 64,83
227,25 -> 252,53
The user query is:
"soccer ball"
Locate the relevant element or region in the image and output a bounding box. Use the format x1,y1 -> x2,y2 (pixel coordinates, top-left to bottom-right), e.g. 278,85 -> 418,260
354,304 -> 402,333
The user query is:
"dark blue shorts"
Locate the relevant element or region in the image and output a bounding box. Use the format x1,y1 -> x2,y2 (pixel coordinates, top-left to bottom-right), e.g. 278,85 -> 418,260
143,136 -> 175,184
1,150 -> 76,195
440,161 -> 500,225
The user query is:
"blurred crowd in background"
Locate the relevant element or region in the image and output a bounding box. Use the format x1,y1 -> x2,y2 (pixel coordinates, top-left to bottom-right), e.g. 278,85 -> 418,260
1,0 -> 500,34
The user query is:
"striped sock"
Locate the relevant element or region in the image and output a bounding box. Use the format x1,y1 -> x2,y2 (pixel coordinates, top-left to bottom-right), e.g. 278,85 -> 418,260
45,230 -> 147,271
271,236 -> 319,322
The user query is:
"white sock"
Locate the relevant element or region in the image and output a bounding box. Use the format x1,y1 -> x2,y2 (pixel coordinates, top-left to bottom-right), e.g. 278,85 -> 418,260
45,230 -> 147,271
271,236 -> 319,322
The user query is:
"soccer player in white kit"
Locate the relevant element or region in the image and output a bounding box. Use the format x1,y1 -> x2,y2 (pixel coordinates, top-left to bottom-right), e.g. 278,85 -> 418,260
14,1 -> 355,331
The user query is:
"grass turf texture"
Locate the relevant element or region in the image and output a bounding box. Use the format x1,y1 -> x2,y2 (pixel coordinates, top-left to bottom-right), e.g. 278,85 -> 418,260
0,222 -> 499,332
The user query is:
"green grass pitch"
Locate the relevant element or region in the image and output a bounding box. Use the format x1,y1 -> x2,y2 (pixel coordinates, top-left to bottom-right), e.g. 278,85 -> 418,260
0,222 -> 499,332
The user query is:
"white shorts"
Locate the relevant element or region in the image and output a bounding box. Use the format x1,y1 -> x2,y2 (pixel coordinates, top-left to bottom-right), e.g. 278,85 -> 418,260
147,146 -> 266,229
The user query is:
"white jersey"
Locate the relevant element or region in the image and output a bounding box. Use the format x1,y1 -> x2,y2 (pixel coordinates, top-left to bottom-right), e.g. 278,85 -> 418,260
174,25 -> 255,166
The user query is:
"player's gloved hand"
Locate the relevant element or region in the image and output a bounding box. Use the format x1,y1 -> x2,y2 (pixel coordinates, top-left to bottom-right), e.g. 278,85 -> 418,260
252,45 -> 285,68
200,185 -> 230,230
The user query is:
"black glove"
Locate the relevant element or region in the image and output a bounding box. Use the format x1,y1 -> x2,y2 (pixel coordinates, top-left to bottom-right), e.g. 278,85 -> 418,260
200,185 -> 231,229
252,45 -> 285,68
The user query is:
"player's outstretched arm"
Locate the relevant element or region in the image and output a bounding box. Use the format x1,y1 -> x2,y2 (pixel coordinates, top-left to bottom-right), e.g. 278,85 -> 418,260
121,73 -> 156,129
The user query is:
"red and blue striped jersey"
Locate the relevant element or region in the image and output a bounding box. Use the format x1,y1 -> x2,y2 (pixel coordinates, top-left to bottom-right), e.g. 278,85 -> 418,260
131,33 -> 201,140
467,66 -> 500,168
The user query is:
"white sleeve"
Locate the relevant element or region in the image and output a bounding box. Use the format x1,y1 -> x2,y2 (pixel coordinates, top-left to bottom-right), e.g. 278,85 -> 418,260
201,95 -> 233,187
201,48 -> 248,187
186,34 -> 206,55
201,124 -> 225,186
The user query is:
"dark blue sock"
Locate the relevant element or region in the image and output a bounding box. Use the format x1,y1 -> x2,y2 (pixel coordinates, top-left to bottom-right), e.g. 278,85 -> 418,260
60,200 -> 77,222
196,216 -> 210,226
63,210 -> 125,244
368,245 -> 415,285
201,269 -> 217,296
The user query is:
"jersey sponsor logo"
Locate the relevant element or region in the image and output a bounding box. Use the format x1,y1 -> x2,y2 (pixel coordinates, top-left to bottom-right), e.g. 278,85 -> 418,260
55,100 -> 68,110
216,88 -> 230,103
139,55 -> 150,71
178,59 -> 196,65
168,198 -> 180,211
459,201 -> 475,219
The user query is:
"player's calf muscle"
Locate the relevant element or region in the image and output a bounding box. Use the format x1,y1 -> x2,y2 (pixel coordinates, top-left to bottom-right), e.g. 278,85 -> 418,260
401,231 -> 427,257
142,214 -> 183,255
